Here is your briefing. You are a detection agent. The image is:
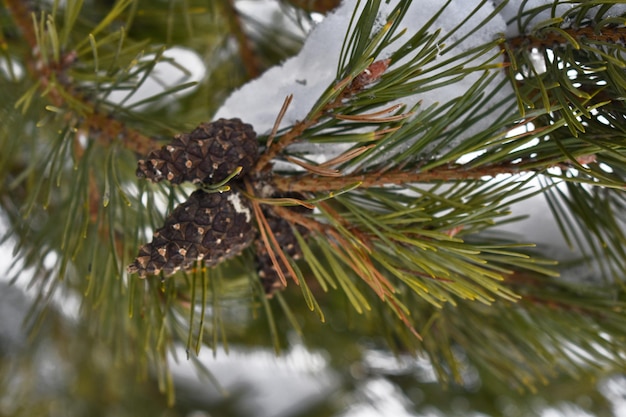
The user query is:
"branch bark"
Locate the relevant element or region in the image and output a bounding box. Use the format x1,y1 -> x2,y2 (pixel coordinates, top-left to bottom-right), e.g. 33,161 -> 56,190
271,164 -> 525,192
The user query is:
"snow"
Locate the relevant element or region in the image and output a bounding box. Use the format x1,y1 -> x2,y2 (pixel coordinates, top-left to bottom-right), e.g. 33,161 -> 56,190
236,0 -> 315,40
217,0 -> 626,137
169,343 -> 337,417
227,190 -> 252,222
216,0 -> 522,171
217,0 -> 360,133
106,46 -> 205,111
216,0 -> 512,137
0,56 -> 25,81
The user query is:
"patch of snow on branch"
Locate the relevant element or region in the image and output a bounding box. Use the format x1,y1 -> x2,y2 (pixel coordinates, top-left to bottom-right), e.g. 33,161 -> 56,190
216,0 -> 510,137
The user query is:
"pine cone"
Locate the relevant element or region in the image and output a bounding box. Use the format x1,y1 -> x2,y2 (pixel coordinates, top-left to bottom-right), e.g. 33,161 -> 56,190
127,189 -> 255,278
137,118 -> 258,185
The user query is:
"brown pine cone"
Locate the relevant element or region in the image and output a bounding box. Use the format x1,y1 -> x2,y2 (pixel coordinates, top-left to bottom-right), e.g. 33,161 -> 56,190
137,118 -> 258,185
127,189 -> 255,278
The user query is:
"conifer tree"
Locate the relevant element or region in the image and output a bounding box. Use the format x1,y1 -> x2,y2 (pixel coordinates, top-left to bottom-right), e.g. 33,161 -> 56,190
0,0 -> 625,415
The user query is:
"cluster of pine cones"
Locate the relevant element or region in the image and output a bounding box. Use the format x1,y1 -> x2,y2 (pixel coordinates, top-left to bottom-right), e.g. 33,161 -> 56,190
127,118 -> 304,295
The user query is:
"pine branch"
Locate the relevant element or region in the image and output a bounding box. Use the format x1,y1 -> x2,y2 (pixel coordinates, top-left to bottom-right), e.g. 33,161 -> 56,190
2,0 -> 626,407
109,0 -> 625,353
5,0 -> 157,154
272,163 -> 534,192
507,25 -> 626,50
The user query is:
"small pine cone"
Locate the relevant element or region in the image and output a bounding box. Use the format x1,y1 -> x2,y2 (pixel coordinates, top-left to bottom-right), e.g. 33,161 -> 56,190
137,118 -> 258,185
127,189 -> 255,278
256,204 -> 309,296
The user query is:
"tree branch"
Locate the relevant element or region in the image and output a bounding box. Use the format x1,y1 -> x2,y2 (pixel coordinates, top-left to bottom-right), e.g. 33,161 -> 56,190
223,0 -> 261,79
5,0 -> 157,155
506,25 -> 626,50
271,164 -> 526,192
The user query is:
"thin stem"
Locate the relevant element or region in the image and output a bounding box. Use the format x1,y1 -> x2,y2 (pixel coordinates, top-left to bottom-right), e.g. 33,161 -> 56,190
506,26 -> 626,50
224,0 -> 261,78
266,94 -> 293,148
272,164 -> 526,192
3,0 -> 38,48
254,118 -> 319,172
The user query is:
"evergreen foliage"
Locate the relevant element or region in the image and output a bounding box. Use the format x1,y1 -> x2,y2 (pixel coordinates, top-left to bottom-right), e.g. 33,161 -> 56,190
0,0 -> 624,414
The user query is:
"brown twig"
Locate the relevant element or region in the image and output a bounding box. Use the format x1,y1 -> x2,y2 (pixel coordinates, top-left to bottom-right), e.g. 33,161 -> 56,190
254,118 -> 319,172
271,164 -> 525,193
3,0 -> 37,47
284,156 -> 342,177
507,25 -> 626,50
266,95 -> 293,148
5,0 -> 157,155
318,145 -> 376,169
224,0 -> 261,79
77,111 -> 156,156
